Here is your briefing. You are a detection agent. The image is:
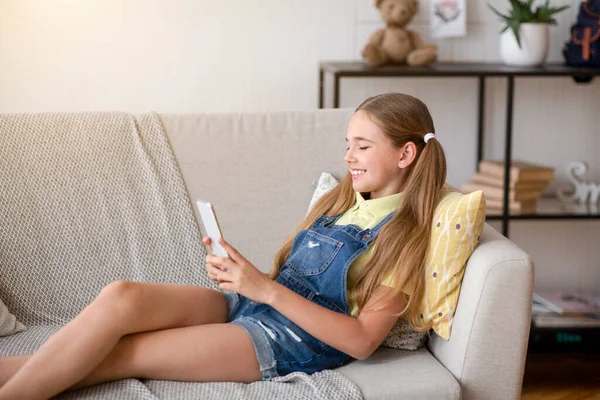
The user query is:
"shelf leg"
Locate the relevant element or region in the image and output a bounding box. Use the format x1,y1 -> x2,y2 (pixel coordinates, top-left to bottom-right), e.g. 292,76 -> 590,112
477,76 -> 485,167
319,68 -> 324,109
502,76 -> 515,238
334,73 -> 341,109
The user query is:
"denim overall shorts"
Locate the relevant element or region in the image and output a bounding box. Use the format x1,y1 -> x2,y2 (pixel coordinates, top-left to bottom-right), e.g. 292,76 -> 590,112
224,211 -> 394,380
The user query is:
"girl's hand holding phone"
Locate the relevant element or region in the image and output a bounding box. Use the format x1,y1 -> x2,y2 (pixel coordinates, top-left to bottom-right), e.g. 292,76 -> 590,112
203,237 -> 276,305
203,236 -> 225,282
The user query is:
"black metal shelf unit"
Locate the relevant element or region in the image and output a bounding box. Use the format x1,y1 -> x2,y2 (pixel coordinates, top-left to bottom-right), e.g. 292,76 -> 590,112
318,61 -> 600,237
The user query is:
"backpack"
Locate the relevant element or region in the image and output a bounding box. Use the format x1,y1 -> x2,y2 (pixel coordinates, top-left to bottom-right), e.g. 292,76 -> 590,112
563,0 -> 600,67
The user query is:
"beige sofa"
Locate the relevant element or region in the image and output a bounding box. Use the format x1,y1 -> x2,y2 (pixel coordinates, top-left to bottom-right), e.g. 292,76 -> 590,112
0,109 -> 534,399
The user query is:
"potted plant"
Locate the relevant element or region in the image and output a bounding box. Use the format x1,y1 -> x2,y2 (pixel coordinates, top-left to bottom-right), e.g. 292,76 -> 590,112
488,0 -> 569,66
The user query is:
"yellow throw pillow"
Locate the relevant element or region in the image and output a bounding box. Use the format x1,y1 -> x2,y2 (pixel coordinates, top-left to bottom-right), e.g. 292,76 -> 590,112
420,184 -> 486,340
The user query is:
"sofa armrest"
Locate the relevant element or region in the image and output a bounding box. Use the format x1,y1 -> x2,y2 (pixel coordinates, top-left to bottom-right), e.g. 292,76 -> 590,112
427,224 -> 534,400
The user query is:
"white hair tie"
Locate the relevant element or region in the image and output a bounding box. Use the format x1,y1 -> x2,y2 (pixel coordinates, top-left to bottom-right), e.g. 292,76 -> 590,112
424,133 -> 436,143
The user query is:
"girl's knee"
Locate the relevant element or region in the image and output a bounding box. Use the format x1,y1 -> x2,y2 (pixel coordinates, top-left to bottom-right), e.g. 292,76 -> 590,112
95,280 -> 141,321
101,280 -> 137,296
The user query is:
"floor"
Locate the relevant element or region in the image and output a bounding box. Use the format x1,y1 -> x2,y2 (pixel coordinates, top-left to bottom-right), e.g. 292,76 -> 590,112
521,354 -> 600,399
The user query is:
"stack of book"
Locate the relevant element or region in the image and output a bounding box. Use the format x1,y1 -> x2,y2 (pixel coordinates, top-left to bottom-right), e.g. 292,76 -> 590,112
461,160 -> 555,214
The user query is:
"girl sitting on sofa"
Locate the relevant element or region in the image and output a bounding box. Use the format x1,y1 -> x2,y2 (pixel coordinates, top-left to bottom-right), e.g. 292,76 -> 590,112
0,93 -> 446,399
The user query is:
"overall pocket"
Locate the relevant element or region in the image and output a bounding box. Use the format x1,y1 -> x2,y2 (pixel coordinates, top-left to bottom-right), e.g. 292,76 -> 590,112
284,230 -> 343,276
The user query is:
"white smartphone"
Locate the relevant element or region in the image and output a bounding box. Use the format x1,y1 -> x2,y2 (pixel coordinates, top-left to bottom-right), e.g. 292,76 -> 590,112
196,200 -> 229,258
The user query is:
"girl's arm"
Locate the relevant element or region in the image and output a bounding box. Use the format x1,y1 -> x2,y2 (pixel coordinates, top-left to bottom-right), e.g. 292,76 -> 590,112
267,281 -> 407,360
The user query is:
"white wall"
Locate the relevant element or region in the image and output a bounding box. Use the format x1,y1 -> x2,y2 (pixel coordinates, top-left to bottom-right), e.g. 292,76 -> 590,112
0,0 -> 355,112
1,0 -> 599,291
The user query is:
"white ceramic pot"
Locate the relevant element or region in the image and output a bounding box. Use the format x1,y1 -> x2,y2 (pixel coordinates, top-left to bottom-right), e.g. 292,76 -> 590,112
500,23 -> 549,66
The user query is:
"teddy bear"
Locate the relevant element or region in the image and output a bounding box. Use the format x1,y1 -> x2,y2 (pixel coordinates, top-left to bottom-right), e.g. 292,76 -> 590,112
362,0 -> 437,67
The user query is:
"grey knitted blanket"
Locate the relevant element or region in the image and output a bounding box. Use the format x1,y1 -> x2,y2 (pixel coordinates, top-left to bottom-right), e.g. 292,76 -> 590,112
0,112 -> 362,399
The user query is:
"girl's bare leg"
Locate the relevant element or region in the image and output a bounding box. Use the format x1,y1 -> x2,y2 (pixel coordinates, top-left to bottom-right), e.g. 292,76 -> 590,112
74,323 -> 261,389
0,323 -> 261,394
0,356 -> 28,387
0,281 -> 234,399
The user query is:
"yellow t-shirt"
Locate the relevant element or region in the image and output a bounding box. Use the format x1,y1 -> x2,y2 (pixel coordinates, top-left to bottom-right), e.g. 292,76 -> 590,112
334,191 -> 402,317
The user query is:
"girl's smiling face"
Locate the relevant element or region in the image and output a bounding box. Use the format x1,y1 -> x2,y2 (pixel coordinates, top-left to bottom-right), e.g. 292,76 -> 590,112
345,111 -> 408,199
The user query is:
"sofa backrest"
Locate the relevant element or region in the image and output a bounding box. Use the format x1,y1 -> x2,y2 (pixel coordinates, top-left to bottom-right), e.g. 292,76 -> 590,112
160,109 -> 354,272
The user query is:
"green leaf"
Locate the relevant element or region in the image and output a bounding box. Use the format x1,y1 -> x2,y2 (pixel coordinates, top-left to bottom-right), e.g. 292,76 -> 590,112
488,3 -> 510,20
548,5 -> 570,15
491,0 -> 568,23
509,0 -> 524,20
534,4 -> 569,23
522,7 -> 534,22
535,6 -> 550,21
508,20 -> 522,48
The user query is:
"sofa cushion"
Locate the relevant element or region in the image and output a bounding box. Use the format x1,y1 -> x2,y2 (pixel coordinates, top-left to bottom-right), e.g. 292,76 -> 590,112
0,327 -> 457,400
0,298 -> 25,337
0,325 -> 59,357
336,347 -> 461,400
308,174 -> 486,341
308,172 -> 339,212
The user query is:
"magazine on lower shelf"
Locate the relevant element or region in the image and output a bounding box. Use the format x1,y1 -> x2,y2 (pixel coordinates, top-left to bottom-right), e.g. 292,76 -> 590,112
532,290 -> 600,328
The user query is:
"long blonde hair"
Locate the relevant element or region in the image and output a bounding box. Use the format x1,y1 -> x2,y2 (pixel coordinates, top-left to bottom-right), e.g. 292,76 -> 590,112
271,93 -> 447,331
